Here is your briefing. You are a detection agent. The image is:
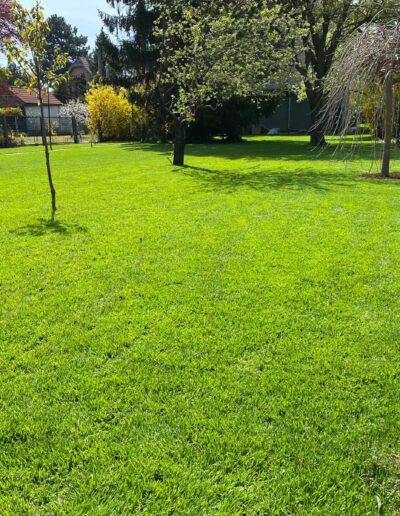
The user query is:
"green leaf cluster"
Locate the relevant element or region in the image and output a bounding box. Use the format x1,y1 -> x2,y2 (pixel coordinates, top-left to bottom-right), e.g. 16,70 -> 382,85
155,0 -> 297,125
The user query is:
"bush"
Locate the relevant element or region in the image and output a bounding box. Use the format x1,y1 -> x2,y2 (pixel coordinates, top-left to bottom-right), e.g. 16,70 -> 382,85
0,129 -> 25,148
86,84 -> 132,142
0,107 -> 22,117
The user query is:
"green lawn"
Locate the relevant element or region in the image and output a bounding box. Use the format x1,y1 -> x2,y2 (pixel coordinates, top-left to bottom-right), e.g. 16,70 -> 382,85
1,136 -> 400,514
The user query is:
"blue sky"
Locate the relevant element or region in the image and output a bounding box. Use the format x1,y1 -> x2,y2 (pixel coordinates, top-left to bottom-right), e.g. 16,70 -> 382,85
21,0 -> 111,47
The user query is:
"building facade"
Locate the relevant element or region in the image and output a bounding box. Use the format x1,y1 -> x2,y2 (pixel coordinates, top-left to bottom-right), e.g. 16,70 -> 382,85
0,81 -> 72,135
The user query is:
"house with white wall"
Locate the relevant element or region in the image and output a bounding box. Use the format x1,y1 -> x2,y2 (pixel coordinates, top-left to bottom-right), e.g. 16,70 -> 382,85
0,81 -> 72,135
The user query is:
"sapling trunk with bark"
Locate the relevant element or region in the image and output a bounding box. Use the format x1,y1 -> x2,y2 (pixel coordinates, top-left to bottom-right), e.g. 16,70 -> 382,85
381,75 -> 393,178
38,89 -> 57,213
3,1 -> 69,215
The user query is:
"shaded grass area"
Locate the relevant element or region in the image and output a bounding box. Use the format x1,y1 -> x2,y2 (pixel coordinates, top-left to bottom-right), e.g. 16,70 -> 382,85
1,136 -> 400,514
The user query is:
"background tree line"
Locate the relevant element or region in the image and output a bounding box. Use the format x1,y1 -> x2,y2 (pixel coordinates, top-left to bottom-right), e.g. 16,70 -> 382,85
3,0 -> 400,162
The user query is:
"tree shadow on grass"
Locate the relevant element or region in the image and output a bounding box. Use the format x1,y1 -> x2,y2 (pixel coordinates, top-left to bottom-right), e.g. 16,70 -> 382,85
179,164 -> 357,193
120,138 -> 393,164
10,218 -> 88,237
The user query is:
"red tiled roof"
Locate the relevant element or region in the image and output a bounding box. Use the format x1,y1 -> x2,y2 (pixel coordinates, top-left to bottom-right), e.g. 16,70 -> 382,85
8,86 -> 63,106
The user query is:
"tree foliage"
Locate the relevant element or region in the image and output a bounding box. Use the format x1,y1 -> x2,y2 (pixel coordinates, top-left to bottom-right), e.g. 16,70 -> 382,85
157,0 -> 292,123
85,84 -> 133,142
279,0 -> 400,145
100,0 -> 159,88
44,15 -> 88,70
362,83 -> 400,140
4,4 -> 68,94
98,2 -> 165,139
0,0 -> 19,50
60,99 -> 88,124
321,19 -> 400,177
155,0 -> 295,165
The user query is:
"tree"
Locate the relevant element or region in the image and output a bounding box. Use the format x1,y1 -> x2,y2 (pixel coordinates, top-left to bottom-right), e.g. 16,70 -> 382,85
44,15 -> 88,70
60,99 -> 88,124
279,0 -> 399,146
99,2 -> 165,140
43,15 -> 89,103
4,1 -> 68,214
90,29 -> 119,83
155,0 -> 295,166
85,84 -> 132,142
100,1 -> 159,89
55,72 -> 88,103
321,19 -> 400,178
60,99 -> 88,143
6,60 -> 26,84
0,0 -> 19,50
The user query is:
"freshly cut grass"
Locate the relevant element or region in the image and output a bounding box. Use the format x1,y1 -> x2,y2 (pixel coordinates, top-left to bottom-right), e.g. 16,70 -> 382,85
1,136 -> 400,514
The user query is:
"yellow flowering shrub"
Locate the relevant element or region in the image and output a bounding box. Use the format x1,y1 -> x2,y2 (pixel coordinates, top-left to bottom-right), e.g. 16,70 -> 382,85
86,84 -> 132,141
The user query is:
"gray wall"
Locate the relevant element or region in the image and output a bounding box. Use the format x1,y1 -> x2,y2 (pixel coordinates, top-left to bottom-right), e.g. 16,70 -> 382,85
260,95 -> 310,132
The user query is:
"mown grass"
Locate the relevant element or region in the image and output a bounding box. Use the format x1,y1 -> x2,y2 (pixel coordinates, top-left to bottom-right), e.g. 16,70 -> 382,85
1,136 -> 400,514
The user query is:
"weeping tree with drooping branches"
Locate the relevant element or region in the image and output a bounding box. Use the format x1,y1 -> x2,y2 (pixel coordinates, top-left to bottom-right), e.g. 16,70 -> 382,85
321,18 -> 400,178
276,0 -> 400,147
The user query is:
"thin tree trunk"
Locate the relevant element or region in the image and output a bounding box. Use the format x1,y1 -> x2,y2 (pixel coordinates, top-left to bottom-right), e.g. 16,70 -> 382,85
173,123 -> 186,166
381,75 -> 393,178
72,116 -> 79,144
47,90 -> 53,151
39,93 -> 57,213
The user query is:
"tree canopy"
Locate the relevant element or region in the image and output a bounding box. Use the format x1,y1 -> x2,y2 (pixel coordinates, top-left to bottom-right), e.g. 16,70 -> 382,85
0,0 -> 19,50
100,0 -> 159,88
279,0 -> 400,145
155,0 -> 295,164
43,14 -> 89,70
322,19 -> 400,177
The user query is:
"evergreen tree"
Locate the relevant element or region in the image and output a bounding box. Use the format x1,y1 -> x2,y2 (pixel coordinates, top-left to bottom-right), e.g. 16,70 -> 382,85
6,61 -> 27,85
100,1 -> 159,88
44,15 -> 89,69
91,29 -> 120,83
99,1 -> 164,140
